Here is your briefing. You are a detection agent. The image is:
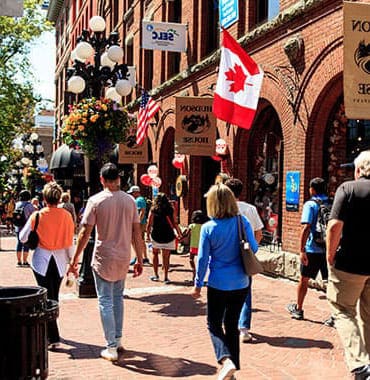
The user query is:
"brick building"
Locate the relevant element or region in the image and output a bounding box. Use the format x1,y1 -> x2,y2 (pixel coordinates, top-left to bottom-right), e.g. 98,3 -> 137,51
47,0 -> 370,277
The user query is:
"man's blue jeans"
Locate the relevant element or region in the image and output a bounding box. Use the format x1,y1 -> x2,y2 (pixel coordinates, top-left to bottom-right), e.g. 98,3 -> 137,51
93,271 -> 124,348
238,277 -> 252,330
207,286 -> 249,370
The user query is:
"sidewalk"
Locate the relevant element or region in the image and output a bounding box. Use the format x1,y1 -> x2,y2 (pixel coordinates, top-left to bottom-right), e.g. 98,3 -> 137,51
0,235 -> 350,379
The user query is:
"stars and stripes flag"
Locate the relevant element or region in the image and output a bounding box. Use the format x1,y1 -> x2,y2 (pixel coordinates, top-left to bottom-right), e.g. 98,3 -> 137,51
213,28 -> 264,130
136,91 -> 160,145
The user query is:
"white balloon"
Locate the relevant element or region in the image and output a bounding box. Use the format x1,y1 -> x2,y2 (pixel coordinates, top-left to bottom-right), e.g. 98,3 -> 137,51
105,87 -> 121,103
71,49 -> 85,63
75,41 -> 94,60
67,76 -> 86,94
151,176 -> 162,188
115,79 -> 132,97
147,165 -> 158,179
89,16 -> 106,32
215,138 -> 227,155
107,45 -> 123,62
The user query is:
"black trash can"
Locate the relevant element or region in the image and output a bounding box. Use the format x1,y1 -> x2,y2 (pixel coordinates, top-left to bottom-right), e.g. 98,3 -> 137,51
0,286 -> 59,380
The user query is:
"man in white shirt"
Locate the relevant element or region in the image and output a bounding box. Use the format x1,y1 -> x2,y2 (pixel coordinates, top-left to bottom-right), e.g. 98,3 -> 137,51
225,178 -> 263,343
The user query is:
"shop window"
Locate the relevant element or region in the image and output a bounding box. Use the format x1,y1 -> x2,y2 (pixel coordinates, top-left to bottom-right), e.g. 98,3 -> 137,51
347,119 -> 370,161
143,50 -> 153,90
256,0 -> 279,24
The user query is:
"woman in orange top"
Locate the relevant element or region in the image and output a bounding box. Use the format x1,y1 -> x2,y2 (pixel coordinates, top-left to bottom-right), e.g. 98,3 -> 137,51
20,182 -> 74,349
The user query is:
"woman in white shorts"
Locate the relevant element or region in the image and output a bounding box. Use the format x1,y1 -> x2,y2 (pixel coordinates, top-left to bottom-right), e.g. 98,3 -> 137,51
146,193 -> 182,284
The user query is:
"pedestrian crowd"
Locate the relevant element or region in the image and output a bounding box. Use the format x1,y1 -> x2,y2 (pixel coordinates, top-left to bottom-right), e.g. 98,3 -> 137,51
2,150 -> 370,380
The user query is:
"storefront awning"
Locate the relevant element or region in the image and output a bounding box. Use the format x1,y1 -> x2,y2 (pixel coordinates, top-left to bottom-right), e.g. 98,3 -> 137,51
49,144 -> 83,170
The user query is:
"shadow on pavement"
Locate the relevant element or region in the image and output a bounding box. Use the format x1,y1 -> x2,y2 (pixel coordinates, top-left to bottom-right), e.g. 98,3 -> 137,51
115,348 -> 217,377
249,332 -> 333,349
55,338 -> 102,359
130,293 -> 207,317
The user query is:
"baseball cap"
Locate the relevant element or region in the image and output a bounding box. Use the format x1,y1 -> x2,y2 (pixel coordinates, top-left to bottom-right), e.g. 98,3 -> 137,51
127,185 -> 140,194
100,163 -> 119,180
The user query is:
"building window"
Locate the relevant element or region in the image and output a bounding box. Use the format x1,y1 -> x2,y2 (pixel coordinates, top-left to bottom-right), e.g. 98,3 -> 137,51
113,0 -> 119,27
347,119 -> 370,161
202,0 -> 219,58
256,0 -> 279,24
144,50 -> 153,90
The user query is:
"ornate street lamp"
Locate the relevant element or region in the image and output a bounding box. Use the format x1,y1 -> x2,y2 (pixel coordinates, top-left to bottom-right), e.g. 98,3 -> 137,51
65,16 -> 133,298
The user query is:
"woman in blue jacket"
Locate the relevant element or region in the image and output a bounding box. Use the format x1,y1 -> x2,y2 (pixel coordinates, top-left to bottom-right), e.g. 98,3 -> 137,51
191,183 -> 258,380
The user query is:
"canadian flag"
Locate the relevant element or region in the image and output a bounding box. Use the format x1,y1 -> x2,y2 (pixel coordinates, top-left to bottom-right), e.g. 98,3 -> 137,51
213,29 -> 264,130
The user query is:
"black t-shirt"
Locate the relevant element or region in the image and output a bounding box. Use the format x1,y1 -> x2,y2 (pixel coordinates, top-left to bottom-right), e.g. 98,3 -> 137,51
330,177 -> 370,275
150,210 -> 175,244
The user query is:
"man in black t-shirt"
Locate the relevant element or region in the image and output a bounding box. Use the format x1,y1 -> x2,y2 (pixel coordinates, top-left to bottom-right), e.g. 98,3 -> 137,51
326,150 -> 370,380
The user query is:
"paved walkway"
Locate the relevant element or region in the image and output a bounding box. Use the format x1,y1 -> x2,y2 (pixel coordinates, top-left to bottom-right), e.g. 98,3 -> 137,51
0,234 -> 350,379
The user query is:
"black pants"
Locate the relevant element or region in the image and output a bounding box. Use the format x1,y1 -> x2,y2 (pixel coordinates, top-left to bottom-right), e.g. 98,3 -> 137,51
207,286 -> 249,370
33,256 -> 62,344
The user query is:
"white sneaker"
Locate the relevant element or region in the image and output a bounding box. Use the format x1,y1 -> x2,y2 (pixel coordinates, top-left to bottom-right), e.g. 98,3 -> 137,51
100,347 -> 118,361
218,358 -> 236,380
240,330 -> 252,343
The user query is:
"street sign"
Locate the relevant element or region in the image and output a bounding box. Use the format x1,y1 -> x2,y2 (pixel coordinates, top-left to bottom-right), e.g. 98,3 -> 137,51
219,0 -> 239,29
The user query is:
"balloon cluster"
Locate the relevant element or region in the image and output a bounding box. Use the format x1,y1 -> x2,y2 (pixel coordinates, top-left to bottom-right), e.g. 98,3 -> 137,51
172,154 -> 185,169
140,165 -> 162,188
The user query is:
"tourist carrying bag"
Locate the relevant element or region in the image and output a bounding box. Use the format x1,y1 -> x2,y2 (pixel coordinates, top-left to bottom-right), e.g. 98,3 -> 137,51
237,215 -> 263,276
25,212 -> 39,250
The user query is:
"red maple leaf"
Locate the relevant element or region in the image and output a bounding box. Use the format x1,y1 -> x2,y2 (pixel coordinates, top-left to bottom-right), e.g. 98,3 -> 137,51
224,64 -> 247,93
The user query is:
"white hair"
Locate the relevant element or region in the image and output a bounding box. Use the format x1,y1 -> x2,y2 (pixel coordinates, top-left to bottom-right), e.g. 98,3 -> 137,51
354,150 -> 370,178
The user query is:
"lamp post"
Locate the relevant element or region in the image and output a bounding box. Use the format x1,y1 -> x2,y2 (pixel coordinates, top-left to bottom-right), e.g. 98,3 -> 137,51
65,15 -> 133,298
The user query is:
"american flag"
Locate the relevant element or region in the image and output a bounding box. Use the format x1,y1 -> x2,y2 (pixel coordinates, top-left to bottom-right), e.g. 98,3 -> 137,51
136,91 -> 160,145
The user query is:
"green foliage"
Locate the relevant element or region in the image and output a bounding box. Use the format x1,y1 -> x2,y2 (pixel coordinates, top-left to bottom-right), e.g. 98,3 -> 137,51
0,0 -> 52,161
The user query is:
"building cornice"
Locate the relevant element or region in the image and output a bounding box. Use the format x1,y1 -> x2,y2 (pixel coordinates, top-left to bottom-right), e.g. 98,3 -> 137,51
46,0 -> 64,23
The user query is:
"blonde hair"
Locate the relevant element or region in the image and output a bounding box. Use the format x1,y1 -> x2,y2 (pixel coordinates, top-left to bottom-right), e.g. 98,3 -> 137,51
206,183 -> 239,219
61,192 -> 71,203
354,150 -> 370,178
42,182 -> 63,205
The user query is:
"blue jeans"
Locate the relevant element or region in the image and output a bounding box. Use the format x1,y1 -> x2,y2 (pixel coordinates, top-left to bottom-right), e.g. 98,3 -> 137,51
238,277 -> 252,330
207,286 -> 249,370
93,271 -> 124,348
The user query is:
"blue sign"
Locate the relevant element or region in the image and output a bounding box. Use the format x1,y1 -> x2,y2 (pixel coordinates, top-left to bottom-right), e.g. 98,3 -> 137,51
219,0 -> 239,29
286,171 -> 300,212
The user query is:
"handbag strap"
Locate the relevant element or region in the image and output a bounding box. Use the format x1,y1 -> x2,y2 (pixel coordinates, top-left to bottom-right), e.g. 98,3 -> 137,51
33,212 -> 39,232
166,215 -> 175,230
237,215 -> 247,242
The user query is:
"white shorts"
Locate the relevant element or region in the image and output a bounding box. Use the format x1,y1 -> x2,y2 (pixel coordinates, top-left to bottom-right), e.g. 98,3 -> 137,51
151,239 -> 176,250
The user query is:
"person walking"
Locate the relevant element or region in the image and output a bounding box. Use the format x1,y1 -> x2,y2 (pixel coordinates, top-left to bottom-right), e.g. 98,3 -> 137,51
127,185 -> 150,265
146,193 -> 182,284
59,192 -> 77,225
286,177 -> 330,321
20,182 -> 75,349
14,190 -> 35,267
225,178 -> 264,343
5,195 -> 15,234
191,183 -> 258,380
68,163 -> 144,361
326,150 -> 370,380
188,210 -> 209,282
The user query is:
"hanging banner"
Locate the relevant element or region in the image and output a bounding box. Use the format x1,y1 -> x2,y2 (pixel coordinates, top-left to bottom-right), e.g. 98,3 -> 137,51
219,0 -> 239,29
142,21 -> 187,52
343,2 -> 370,119
118,138 -> 148,164
286,171 -> 300,212
175,97 -> 216,156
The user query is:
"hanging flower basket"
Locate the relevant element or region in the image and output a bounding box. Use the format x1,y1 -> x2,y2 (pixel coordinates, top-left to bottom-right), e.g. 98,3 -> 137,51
62,97 -> 130,161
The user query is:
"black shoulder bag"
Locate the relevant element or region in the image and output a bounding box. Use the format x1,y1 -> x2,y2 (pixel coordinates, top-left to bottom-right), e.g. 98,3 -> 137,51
25,212 -> 39,250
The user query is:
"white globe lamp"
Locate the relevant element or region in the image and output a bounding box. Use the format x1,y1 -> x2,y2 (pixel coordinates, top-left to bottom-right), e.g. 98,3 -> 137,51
115,79 -> 132,97
89,16 -> 106,32
105,87 -> 122,103
67,76 -> 86,94
71,49 -> 85,63
101,52 -> 115,69
107,45 -> 123,62
75,41 -> 94,60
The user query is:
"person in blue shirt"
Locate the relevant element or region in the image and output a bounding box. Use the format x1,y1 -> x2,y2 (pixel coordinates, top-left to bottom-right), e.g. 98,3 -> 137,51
287,177 -> 329,321
191,183 -> 258,380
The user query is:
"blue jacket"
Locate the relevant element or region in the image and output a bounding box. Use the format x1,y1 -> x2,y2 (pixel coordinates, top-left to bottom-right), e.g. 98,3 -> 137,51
195,215 -> 258,290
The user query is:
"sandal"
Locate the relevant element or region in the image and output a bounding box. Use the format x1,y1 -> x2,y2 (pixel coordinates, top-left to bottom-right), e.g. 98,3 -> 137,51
150,276 -> 159,282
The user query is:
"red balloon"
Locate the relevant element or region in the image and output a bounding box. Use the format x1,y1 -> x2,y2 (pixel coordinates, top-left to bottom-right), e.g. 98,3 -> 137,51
172,158 -> 183,169
140,174 -> 152,186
